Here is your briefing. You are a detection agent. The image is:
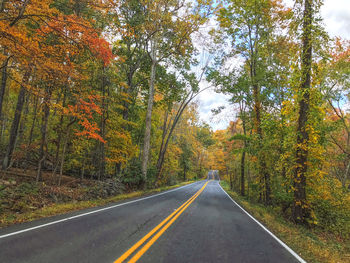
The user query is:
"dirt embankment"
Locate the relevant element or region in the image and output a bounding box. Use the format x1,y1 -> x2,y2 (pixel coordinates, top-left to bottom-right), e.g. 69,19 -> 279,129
0,168 -> 124,225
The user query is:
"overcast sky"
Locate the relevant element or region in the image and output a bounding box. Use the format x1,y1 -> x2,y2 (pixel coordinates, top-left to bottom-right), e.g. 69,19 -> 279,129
197,0 -> 350,131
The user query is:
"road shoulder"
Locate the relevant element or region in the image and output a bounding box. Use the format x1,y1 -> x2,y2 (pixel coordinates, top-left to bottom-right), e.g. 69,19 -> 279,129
0,180 -> 200,235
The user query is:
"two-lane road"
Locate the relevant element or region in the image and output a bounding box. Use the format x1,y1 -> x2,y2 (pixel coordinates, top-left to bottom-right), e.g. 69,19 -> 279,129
0,179 -> 304,263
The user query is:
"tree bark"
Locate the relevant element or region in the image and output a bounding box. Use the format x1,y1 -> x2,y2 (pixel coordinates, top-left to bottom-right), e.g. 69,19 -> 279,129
240,151 -> 246,196
141,38 -> 157,183
0,54 -> 10,145
155,94 -> 194,180
14,94 -> 30,168
36,87 -> 52,182
58,130 -> 69,186
0,0 -> 8,12
0,55 -> 10,121
56,119 -> 75,185
155,111 -> 169,177
293,0 -> 313,224
52,87 -> 67,176
98,68 -> 107,180
240,113 -> 247,196
252,82 -> 271,204
2,67 -> 31,169
247,20 -> 271,204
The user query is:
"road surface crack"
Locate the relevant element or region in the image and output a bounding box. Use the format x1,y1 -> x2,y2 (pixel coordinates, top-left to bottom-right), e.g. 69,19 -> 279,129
127,214 -> 158,238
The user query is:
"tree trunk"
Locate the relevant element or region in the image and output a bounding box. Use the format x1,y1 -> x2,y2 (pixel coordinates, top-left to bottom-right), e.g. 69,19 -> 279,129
252,83 -> 270,204
98,68 -> 107,180
156,111 -> 169,179
141,38 -> 157,183
0,0 -> 8,12
293,0 -> 313,224
36,87 -> 52,182
14,94 -> 30,168
0,55 -> 10,121
58,131 -> 69,186
2,67 -> 31,169
155,95 -> 194,180
240,114 -> 247,196
52,87 -> 67,176
81,153 -> 86,182
198,153 -> 202,179
23,95 -> 38,172
240,151 -> 246,196
0,115 -> 7,145
28,96 -> 39,146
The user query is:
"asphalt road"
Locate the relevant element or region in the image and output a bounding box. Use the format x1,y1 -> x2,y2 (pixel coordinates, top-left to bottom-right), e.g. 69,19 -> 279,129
0,177 -> 304,263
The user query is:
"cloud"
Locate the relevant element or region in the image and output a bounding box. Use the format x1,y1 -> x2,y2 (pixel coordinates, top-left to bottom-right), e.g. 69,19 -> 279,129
321,0 -> 350,38
196,81 -> 234,131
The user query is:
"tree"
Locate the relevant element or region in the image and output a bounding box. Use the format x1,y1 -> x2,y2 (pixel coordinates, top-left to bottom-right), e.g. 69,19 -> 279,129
217,0 -> 289,204
292,0 -> 313,224
140,0 -> 210,183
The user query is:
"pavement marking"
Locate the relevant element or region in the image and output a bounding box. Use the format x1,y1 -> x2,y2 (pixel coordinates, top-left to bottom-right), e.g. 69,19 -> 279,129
115,181 -> 210,263
0,181 -> 202,239
218,182 -> 307,263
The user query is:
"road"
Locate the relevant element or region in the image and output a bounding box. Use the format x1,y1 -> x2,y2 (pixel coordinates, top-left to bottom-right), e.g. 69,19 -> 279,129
0,176 -> 304,263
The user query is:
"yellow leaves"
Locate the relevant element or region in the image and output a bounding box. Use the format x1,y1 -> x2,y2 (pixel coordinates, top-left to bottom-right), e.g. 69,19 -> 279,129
295,200 -> 302,206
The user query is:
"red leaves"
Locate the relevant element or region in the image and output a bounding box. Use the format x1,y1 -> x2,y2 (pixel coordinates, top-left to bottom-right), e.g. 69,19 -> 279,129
86,35 -> 115,66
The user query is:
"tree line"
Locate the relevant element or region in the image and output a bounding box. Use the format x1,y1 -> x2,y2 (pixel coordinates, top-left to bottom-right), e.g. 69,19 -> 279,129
1,0 -> 349,234
207,0 -> 350,236
0,0 -> 214,189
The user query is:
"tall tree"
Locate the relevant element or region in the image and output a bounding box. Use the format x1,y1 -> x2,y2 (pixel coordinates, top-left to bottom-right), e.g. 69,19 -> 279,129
217,0 -> 289,204
292,0 -> 313,224
140,0 -> 210,183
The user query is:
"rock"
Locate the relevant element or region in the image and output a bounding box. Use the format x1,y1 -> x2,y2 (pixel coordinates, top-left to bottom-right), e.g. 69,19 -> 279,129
83,178 -> 125,200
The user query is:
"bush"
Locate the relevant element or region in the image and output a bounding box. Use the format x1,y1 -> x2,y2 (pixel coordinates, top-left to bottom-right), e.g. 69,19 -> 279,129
312,197 -> 350,238
121,159 -> 144,189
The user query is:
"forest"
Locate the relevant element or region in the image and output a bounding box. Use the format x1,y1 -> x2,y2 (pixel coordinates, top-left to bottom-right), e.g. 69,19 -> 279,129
0,0 -> 349,260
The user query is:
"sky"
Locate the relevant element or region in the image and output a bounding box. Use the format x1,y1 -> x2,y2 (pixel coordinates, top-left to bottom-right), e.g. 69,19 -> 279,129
197,0 -> 350,131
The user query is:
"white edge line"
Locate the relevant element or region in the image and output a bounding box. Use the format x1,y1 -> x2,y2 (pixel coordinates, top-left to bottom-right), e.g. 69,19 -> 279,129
218,183 -> 307,263
0,181 -> 201,239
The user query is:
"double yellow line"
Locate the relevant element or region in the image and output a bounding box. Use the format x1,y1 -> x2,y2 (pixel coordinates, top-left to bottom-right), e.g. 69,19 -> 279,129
114,181 -> 210,263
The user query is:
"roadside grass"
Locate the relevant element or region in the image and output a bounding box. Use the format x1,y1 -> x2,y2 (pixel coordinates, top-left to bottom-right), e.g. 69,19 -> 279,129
0,180 -> 195,229
220,181 -> 350,263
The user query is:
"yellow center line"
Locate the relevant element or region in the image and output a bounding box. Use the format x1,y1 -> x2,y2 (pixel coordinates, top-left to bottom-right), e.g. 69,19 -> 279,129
128,182 -> 209,263
114,181 -> 210,263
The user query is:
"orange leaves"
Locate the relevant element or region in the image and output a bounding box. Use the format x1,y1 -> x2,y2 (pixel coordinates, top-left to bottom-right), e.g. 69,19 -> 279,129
75,119 -> 104,142
37,13 -> 114,66
1,0 -> 114,89
64,94 -> 105,143
1,1 -> 114,146
331,38 -> 350,62
154,93 -> 164,102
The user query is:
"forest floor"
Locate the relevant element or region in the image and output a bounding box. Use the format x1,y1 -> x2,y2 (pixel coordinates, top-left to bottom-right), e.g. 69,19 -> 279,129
220,181 -> 350,263
0,168 -> 194,229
